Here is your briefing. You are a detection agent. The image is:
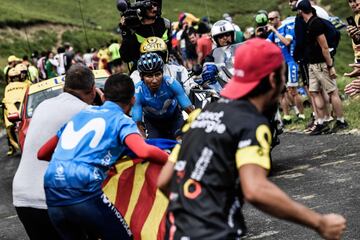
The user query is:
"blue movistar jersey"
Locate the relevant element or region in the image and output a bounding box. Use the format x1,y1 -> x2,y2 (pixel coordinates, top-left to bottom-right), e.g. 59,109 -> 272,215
44,101 -> 139,206
132,75 -> 192,121
267,16 -> 296,63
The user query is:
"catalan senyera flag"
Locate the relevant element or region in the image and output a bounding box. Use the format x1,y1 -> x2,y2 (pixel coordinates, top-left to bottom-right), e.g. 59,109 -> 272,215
102,139 -> 176,240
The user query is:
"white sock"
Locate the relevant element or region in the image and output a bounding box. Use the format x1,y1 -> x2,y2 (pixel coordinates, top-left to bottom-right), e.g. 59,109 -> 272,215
317,118 -> 324,125
293,106 -> 300,115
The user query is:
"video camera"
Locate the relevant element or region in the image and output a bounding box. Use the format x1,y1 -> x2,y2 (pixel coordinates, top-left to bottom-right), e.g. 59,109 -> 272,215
116,0 -> 162,29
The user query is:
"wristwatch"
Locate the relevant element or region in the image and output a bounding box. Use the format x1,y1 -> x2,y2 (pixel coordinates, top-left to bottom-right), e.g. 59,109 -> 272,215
327,64 -> 334,69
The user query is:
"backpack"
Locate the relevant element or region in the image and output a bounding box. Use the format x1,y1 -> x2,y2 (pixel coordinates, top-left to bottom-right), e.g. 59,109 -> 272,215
309,17 -> 341,56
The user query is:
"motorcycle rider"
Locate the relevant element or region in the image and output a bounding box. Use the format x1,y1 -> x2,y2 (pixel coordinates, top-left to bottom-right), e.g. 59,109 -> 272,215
130,36 -> 196,95
200,20 -> 239,93
15,63 -> 32,84
3,55 -> 20,84
132,52 -> 194,139
119,0 -> 171,72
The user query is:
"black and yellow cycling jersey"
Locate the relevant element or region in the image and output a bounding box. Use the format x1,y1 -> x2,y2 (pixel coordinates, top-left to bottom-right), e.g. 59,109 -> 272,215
120,17 -> 171,72
167,98 -> 272,240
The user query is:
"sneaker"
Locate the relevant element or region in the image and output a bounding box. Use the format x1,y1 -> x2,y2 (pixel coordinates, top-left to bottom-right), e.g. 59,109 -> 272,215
306,116 -> 315,129
304,122 -> 316,133
304,118 -> 316,133
282,118 -> 292,125
331,120 -> 349,133
7,146 -> 15,156
309,123 -> 330,136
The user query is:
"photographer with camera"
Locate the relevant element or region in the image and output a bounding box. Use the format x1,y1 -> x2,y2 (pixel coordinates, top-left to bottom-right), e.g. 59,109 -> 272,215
254,10 -> 271,39
117,0 -> 172,73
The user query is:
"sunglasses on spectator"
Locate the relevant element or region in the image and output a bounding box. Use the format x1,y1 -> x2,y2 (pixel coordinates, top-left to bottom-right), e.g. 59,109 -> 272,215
268,16 -> 279,21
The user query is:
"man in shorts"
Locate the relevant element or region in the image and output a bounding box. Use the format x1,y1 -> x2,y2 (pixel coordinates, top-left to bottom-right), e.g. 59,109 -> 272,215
298,0 -> 348,134
267,10 -> 305,124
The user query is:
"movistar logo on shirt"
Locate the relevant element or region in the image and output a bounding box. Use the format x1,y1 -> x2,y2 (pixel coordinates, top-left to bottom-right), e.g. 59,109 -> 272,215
60,118 -> 106,150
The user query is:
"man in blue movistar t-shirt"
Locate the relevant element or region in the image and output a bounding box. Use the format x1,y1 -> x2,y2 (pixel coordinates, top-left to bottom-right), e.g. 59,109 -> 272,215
267,11 -> 305,124
39,74 -> 169,240
132,52 -> 194,139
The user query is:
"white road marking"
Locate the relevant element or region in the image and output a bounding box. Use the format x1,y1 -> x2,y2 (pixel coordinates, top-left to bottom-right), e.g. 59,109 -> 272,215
273,173 -> 304,179
249,231 -> 280,239
320,160 -> 346,167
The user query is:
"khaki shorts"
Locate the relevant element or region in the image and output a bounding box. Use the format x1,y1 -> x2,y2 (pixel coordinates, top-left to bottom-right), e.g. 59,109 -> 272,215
308,63 -> 337,93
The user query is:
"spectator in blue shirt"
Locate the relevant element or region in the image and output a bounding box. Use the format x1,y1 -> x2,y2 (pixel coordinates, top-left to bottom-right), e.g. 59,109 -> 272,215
267,11 -> 305,124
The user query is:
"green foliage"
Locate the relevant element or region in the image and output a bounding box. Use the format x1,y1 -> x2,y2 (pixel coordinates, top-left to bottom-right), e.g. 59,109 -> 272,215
335,32 -> 355,75
0,30 -> 57,58
62,30 -> 117,52
0,0 -> 119,31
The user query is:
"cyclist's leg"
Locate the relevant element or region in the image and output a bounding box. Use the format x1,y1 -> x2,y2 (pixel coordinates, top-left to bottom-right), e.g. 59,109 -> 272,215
76,193 -> 133,240
48,205 -> 89,240
169,108 -> 185,139
144,115 -> 164,139
48,194 -> 132,240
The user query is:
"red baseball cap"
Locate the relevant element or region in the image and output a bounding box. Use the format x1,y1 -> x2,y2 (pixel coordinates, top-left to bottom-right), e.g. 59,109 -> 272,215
220,38 -> 284,99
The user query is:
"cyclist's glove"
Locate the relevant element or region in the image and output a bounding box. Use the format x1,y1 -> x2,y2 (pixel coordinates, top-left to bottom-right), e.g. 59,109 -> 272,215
202,63 -> 219,85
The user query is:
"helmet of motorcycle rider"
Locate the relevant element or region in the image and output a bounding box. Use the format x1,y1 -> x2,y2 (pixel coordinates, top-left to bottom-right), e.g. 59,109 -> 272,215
7,55 -> 20,63
137,52 -> 164,76
211,20 -> 235,47
140,37 -> 168,62
15,63 -> 28,81
7,68 -> 21,82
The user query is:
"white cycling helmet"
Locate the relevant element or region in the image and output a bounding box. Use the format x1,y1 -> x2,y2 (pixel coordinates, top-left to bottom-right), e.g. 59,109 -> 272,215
211,20 -> 235,46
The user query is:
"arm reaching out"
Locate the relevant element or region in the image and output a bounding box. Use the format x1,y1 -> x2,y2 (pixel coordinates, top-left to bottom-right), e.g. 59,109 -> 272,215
124,133 -> 169,165
37,135 -> 59,161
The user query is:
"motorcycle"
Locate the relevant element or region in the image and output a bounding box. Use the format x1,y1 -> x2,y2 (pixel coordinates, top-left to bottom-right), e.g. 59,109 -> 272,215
212,42 -> 243,86
184,64 -> 221,109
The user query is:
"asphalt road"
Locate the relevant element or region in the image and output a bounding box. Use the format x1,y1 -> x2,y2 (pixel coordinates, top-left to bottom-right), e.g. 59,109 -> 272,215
0,132 -> 359,240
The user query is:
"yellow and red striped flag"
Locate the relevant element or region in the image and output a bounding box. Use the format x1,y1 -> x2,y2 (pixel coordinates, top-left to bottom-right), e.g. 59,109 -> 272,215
102,156 -> 168,240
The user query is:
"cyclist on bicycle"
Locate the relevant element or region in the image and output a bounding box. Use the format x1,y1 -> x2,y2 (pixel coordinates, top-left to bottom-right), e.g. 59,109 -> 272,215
132,52 -> 194,139
130,37 -> 196,95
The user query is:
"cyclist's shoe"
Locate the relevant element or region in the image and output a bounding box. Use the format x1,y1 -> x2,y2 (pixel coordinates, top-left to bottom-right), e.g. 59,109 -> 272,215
309,123 -> 330,136
331,120 -> 349,133
7,146 -> 16,156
